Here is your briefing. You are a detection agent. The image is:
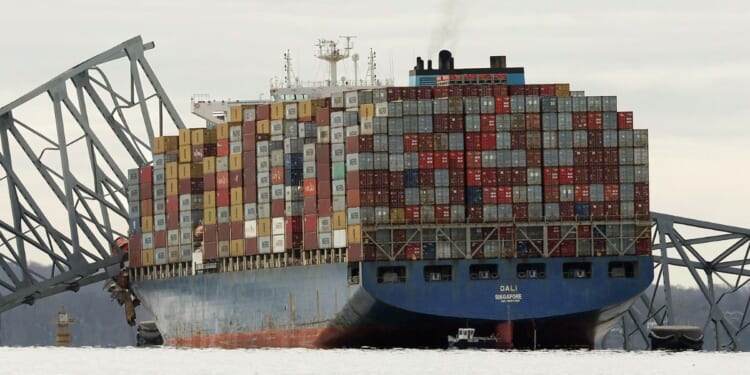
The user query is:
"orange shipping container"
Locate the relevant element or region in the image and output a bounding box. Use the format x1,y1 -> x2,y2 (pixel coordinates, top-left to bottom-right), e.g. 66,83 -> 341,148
178,128 -> 192,146
203,156 -> 216,174
166,179 -> 179,196
257,120 -> 271,135
217,123 -> 230,140
271,167 -> 285,185
270,102 -> 284,120
231,204 -> 244,222
230,187 -> 243,206
298,100 -> 313,119
141,216 -> 154,232
229,154 -> 243,171
179,145 -> 192,163
347,225 -> 362,243
178,163 -> 203,179
204,208 -> 217,225
153,136 -> 178,154
141,249 -> 155,266
203,191 -> 216,208
165,162 -> 179,180
303,179 -> 317,196
359,104 -> 375,119
390,208 -> 405,224
257,218 -> 271,237
332,211 -> 346,230
230,239 -> 244,256
191,129 -> 216,145
230,105 -> 244,123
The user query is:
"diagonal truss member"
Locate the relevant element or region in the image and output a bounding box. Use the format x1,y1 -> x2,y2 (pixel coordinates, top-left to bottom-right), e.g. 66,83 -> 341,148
621,212 -> 750,351
0,36 -> 183,313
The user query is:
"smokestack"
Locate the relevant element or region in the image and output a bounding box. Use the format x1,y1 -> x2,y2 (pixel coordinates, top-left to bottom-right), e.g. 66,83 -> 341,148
438,50 -> 452,71
416,57 -> 424,71
490,56 -> 506,69
427,59 -> 433,70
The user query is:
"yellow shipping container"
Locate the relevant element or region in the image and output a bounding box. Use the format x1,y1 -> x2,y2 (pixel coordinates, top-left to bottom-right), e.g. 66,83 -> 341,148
230,204 -> 244,222
178,128 -> 192,146
191,129 -> 217,145
141,216 -> 153,232
217,123 -> 229,140
178,163 -> 203,179
178,145 -> 192,163
332,211 -> 347,230
555,83 -> 571,97
203,191 -> 216,208
153,136 -> 168,154
203,156 -> 216,174
257,218 -> 271,237
298,100 -> 313,118
347,225 -> 362,244
257,120 -> 270,135
390,208 -> 405,224
204,208 -> 217,225
165,162 -> 179,180
230,187 -> 243,206
142,249 -> 155,266
230,105 -> 244,123
270,102 -> 284,120
230,239 -> 245,257
359,104 -> 375,120
229,154 -> 243,171
166,179 -> 179,196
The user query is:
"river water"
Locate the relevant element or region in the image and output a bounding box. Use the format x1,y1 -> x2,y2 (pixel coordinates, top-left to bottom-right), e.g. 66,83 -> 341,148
2,347 -> 747,375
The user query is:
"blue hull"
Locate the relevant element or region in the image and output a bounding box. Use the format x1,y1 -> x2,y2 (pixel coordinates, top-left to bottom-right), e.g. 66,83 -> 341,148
132,255 -> 652,348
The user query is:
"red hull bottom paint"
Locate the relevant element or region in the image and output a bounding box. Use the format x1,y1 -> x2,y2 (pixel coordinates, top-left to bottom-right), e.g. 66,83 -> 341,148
169,327 -> 331,349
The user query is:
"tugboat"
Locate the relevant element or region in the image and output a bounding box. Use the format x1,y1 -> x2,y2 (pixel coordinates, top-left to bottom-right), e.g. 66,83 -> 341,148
447,328 -> 500,349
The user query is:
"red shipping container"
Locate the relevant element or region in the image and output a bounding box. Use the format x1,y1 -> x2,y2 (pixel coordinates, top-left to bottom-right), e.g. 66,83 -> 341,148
418,152 -> 435,169
511,132 -> 526,149
419,169 -> 435,187
578,224 -> 591,237
480,115 -> 496,132
467,169 -> 483,186
303,232 -> 318,251
603,148 -> 619,165
481,133 -> 496,150
433,86 -> 449,98
347,189 -> 361,206
450,187 -> 465,204
316,144 -> 331,163
390,172 -> 405,189
435,205 -> 451,223
525,114 -> 541,131
635,201 -> 649,217
272,200 -> 285,217
167,214 -> 179,230
465,133 -> 482,150
303,179 -> 317,196
154,231 -> 166,248
589,166 -> 605,183
512,168 -> 527,185
604,168 -> 619,184
574,185 -> 590,202
216,189 -> 230,207
618,112 -> 634,129
139,166 -> 153,184
573,150 -> 588,166
303,214 -> 317,232
270,167 -> 284,185
242,120 -> 256,135
167,196 -> 179,213
374,190 -> 389,205
513,203 -> 528,220
243,183 -> 257,203
449,151 -> 465,169
304,196 -> 317,214
497,168 -> 512,185
605,202 -> 620,218
525,84 -> 540,96
316,107 -> 331,125
217,139 -> 229,157
483,187 -> 498,204
243,151 -> 257,168
543,167 -> 560,185
433,115 -> 449,132
256,104 -> 271,120
449,170 -> 465,186
587,112 -> 603,130
575,167 -> 590,184
588,131 -> 603,148
588,150 -> 603,165
179,178 -> 204,194
244,238 -> 258,255
559,167 -> 575,185
139,182 -> 153,200
572,113 -> 588,130
243,133 -> 256,151
466,151 -> 482,168
231,222 -> 244,240
389,190 -> 405,207
635,238 -> 650,255
497,187 -> 513,203
230,170 -> 243,188
405,206 -> 421,223
216,172 -> 229,190
204,224 -> 217,243
217,223 -> 231,241
203,242 -> 218,260
285,217 -> 302,233
448,116 -> 464,132
467,204 -> 483,223
605,184 -> 620,201
318,198 -> 332,216
433,152 -> 449,169
482,169 -> 497,185
508,85 -> 525,96
495,97 -> 511,114
129,247 -> 142,267
418,134 -> 434,151
544,187 -> 560,202
559,203 -> 575,220
493,84 -> 509,97
527,150 -> 542,167
590,203 -> 606,219
317,180 -> 332,199
402,134 -> 418,152
417,87 -> 433,100
635,183 -> 649,201
539,84 -> 556,96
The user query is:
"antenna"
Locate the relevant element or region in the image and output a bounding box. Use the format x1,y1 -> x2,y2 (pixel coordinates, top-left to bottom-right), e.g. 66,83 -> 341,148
283,50 -> 296,88
352,53 -> 360,85
315,36 -> 356,87
366,48 -> 378,86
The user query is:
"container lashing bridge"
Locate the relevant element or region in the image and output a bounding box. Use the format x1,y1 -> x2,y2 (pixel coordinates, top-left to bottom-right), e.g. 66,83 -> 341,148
0,37 -> 747,350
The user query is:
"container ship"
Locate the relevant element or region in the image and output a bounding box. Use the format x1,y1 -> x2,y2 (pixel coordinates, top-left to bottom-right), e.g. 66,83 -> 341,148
124,42 -> 653,349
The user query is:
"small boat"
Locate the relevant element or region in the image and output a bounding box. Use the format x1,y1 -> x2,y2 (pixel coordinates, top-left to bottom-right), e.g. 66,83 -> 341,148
447,328 -> 499,349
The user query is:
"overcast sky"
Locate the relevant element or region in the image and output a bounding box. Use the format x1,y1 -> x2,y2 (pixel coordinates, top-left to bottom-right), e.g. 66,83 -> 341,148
0,0 -> 748,266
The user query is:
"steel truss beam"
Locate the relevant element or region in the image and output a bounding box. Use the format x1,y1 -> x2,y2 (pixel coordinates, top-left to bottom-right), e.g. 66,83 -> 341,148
620,212 -> 750,351
0,36 -> 183,313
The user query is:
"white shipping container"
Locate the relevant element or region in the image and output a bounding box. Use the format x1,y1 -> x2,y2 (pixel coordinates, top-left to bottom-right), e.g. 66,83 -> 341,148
155,248 -> 167,265
270,119 -> 283,135
345,125 -> 359,137
332,196 -> 346,212
285,102 -> 298,119
216,156 -> 229,172
258,236 -> 272,254
272,235 -> 285,253
331,127 -> 345,143
346,153 -> 360,171
243,108 -> 256,122
244,203 -> 257,220
217,207 -> 230,224
167,229 -> 179,246
272,217 -> 285,235
330,111 -> 344,127
142,233 -> 154,249
333,229 -> 347,248
303,144 -> 316,161
318,232 -> 332,249
332,180 -> 346,196
331,92 -> 344,108
271,184 -> 284,200
180,229 -> 192,245
317,126 -> 331,143
154,214 -> 166,231
360,118 -> 374,135
344,91 -> 359,108
347,207 -> 361,225
375,102 -> 388,117
229,126 -> 243,142
318,217 -> 332,232
245,220 -> 258,238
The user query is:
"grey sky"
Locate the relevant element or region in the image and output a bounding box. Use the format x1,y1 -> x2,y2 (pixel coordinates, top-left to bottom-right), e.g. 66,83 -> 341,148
0,0 -> 748,232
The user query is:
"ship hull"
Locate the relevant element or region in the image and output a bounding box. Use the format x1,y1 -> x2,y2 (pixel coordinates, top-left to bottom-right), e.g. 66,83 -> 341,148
132,256 -> 652,349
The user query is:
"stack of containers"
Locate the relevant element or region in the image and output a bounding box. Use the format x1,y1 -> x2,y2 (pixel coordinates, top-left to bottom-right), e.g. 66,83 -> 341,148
128,81 -> 649,270
127,167 -> 143,267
